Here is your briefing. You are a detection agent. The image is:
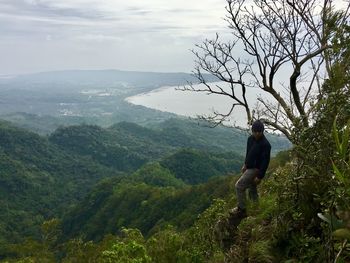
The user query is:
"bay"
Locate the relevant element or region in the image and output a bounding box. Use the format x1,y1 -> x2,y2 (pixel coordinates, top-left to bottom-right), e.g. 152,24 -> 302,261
125,82 -> 270,128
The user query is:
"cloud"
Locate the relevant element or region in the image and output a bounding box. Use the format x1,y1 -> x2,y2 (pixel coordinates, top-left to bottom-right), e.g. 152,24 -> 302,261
0,0 -> 229,74
1,0 -> 116,23
0,0 -> 226,31
74,34 -> 123,42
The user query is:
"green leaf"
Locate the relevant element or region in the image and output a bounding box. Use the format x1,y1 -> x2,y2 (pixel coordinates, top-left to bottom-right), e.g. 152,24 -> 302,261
333,119 -> 350,158
318,213 -> 332,224
333,228 -> 350,240
332,161 -> 345,184
333,119 -> 341,153
341,120 -> 350,158
317,213 -> 344,230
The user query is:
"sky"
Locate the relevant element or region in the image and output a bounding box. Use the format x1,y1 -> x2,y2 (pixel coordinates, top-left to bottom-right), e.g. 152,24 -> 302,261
0,0 -> 229,75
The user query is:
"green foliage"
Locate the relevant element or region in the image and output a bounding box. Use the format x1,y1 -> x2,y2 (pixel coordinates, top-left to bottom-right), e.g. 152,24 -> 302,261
146,226 -> 185,263
131,162 -> 185,188
102,241 -> 151,263
0,149 -> 299,263
248,240 -> 274,263
101,229 -> 151,263
62,238 -> 100,263
0,121 -> 120,246
182,198 -> 227,262
152,118 -> 291,155
61,174 -> 233,242
2,238 -> 55,263
333,228 -> 350,240
322,119 -> 350,261
225,188 -> 278,262
0,118 -> 247,248
49,124 -> 147,172
160,148 -> 241,184
0,103 -> 290,261
270,19 -> 350,262
41,219 -> 62,249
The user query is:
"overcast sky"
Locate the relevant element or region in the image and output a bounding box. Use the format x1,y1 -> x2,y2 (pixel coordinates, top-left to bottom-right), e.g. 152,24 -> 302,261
0,0 -> 229,75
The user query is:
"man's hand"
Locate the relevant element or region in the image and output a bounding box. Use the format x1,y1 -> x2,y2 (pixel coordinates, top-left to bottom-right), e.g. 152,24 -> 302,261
254,177 -> 262,185
254,169 -> 261,185
241,165 -> 247,174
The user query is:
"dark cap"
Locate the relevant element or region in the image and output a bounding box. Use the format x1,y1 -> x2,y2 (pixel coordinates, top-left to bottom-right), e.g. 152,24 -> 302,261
252,120 -> 264,132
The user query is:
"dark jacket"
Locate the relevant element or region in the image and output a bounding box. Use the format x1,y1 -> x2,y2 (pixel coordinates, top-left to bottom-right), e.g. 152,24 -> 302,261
245,135 -> 271,179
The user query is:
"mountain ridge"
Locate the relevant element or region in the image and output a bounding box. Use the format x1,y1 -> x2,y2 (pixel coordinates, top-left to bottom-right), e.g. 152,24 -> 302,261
0,118 -> 248,245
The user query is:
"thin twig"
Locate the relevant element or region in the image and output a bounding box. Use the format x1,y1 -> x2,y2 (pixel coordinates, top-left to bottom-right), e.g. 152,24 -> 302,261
334,239 -> 348,263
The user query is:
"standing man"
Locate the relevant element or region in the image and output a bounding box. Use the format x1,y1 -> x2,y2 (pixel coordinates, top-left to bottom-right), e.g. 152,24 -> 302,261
231,120 -> 271,217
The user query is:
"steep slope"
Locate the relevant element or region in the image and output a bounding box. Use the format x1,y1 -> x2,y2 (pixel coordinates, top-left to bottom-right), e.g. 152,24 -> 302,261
0,148 -> 293,262
62,173 -> 233,242
61,147 -> 242,241
160,149 -> 242,184
49,124 -> 147,171
0,120 -> 245,245
0,121 -> 118,243
49,121 -> 248,170
153,118 -> 291,155
0,118 -> 291,260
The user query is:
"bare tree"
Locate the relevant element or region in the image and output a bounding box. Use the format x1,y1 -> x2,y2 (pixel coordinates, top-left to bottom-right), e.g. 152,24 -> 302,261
185,0 -> 350,143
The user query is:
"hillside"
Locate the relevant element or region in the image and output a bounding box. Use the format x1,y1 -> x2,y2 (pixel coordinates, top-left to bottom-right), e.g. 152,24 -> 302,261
153,118 -> 290,155
0,121 -> 119,244
0,147 -> 294,263
0,119 -> 246,248
0,118 -> 293,262
1,114 -> 348,262
61,171 -> 233,242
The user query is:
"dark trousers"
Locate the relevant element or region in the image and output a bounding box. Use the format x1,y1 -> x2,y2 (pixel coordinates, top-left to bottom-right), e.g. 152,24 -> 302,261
235,169 -> 259,209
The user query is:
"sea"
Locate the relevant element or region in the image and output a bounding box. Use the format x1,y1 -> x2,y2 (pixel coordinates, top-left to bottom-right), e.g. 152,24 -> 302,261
125,81 -> 271,128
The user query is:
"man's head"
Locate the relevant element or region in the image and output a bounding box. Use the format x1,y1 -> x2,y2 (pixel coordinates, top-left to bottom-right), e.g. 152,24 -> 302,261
251,120 -> 264,140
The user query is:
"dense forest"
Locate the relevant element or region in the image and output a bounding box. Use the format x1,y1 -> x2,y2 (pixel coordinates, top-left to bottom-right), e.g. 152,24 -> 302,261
0,117 -> 290,262
0,86 -> 347,262
0,120 -> 346,262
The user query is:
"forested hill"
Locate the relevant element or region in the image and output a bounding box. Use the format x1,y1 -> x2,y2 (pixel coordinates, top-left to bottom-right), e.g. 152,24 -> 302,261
150,118 -> 289,155
0,121 -> 119,244
0,119 -> 250,245
49,118 -> 290,157
0,118 -> 291,261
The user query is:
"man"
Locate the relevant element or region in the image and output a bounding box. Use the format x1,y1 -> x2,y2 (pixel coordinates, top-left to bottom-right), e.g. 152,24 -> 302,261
231,120 -> 271,217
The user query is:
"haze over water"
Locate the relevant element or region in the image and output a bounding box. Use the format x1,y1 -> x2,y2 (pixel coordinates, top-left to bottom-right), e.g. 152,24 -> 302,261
126,82 -> 270,128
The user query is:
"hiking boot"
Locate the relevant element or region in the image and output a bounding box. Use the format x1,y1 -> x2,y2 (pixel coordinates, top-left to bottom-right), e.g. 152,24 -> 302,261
229,207 -> 247,218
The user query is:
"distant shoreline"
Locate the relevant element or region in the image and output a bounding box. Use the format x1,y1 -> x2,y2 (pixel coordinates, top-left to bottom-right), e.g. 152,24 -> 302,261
125,82 -> 256,128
